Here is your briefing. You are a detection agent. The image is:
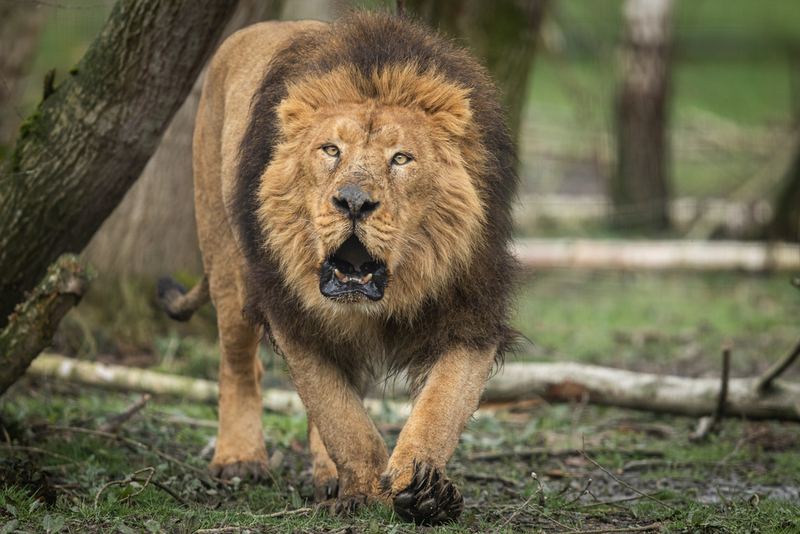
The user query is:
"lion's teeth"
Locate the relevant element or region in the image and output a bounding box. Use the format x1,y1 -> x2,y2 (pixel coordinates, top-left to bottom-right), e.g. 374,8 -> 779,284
334,269 -> 345,282
360,273 -> 373,285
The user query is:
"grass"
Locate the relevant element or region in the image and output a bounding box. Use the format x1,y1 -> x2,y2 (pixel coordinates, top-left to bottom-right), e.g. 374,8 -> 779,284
514,270 -> 800,379
2,381 -> 799,533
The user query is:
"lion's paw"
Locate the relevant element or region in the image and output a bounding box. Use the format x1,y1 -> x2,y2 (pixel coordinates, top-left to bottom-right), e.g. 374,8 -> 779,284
209,460 -> 269,482
385,461 -> 463,525
314,476 -> 339,502
329,493 -> 368,516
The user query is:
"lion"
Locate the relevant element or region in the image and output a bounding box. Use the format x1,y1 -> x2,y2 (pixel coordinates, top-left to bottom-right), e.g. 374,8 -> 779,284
158,12 -> 518,524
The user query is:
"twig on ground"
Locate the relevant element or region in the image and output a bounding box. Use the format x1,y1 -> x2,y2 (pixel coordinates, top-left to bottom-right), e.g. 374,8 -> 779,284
561,478 -> 593,508
579,493 -> 666,509
50,425 -> 229,485
0,445 -> 81,467
194,528 -> 246,534
579,448 -> 675,511
453,469 -> 520,487
98,394 -> 150,433
691,346 -> 731,441
497,474 -> 543,531
252,507 -> 313,519
467,448 -> 664,462
94,467 -> 190,508
151,413 -> 219,428
566,525 -> 662,534
756,336 -> 800,393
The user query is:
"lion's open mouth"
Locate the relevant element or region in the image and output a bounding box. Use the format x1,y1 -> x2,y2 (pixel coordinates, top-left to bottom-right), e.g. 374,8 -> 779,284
319,235 -> 388,301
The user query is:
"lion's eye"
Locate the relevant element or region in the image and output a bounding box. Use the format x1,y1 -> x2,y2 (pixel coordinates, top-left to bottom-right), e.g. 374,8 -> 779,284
323,145 -> 340,157
392,153 -> 411,165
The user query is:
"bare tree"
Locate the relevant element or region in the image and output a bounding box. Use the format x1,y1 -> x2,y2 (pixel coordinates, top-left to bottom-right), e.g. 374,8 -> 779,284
0,1 -> 50,151
84,0 -> 286,277
404,0 -> 547,145
611,0 -> 674,232
0,0 -> 240,329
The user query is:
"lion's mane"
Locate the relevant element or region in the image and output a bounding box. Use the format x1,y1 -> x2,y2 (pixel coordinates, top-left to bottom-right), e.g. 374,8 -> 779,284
233,12 -> 519,385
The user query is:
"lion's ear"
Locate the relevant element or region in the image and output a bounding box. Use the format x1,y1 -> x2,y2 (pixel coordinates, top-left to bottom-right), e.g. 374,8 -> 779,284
419,80 -> 473,141
277,94 -> 315,140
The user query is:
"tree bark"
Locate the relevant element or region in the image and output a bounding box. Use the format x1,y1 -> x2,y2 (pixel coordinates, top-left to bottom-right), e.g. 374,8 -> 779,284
766,145 -> 800,242
611,0 -> 673,232
83,0 -> 285,277
0,0 -> 240,329
0,254 -> 95,396
404,0 -> 547,144
0,0 -> 50,154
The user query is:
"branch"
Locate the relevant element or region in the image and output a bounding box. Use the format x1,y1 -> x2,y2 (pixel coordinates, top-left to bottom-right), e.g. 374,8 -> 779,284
0,254 -> 95,395
691,346 -> 731,441
0,0 -> 240,329
98,394 -> 151,434
756,336 -> 800,393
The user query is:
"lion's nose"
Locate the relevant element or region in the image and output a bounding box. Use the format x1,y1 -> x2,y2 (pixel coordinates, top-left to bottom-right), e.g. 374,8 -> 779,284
333,184 -> 380,221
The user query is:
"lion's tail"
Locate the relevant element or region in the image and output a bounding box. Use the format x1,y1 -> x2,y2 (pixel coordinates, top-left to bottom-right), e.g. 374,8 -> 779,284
157,275 -> 210,322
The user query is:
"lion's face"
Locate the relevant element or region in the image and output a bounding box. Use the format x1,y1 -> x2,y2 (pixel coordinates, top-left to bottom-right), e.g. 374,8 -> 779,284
256,68 -> 488,320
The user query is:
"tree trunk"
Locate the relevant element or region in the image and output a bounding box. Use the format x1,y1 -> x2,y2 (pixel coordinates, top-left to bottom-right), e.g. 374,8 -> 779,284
0,0 -> 240,329
611,0 -> 673,232
404,0 -> 547,145
767,145 -> 800,242
0,255 -> 95,396
83,0 -> 285,277
0,1 -> 50,155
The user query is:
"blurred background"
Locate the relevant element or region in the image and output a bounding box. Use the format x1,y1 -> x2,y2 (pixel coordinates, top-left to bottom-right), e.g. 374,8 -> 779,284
2,0 -> 798,385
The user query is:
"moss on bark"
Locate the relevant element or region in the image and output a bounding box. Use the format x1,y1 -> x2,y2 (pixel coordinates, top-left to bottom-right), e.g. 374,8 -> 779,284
0,0 -> 239,328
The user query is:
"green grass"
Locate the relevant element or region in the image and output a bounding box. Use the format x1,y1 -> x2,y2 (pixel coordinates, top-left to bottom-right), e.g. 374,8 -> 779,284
3,383 -> 799,533
514,270 -> 800,379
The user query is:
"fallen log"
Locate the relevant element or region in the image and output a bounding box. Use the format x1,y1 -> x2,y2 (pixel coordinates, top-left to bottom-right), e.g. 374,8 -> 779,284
513,239 -> 800,272
0,254 -> 96,395
25,353 -> 409,417
486,362 -> 800,421
25,354 -> 800,421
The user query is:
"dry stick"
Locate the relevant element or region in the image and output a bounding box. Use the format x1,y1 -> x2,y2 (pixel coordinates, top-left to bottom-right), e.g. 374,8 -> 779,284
94,467 -> 190,508
561,478 -> 593,509
755,335 -> 800,393
453,469 -> 521,487
579,450 -> 675,511
94,467 -> 154,508
497,479 -> 543,532
253,507 -> 313,519
467,448 -> 664,462
0,445 -> 81,467
98,394 -> 151,434
713,346 -> 732,427
50,425 -> 229,485
691,346 -> 731,441
579,492 -> 666,509
565,525 -> 662,534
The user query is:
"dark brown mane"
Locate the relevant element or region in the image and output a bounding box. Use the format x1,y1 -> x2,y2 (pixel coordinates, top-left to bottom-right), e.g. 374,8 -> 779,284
233,11 -> 520,379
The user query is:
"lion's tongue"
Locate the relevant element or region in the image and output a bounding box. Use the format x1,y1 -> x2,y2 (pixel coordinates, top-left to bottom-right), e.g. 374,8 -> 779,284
335,235 -> 373,272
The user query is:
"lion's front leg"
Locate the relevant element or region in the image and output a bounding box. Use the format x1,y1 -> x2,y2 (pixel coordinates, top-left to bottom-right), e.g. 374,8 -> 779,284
208,294 -> 270,481
274,332 -> 389,513
380,346 -> 495,524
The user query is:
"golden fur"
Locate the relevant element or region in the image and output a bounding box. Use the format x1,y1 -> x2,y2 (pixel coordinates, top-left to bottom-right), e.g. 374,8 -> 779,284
162,12 -> 518,524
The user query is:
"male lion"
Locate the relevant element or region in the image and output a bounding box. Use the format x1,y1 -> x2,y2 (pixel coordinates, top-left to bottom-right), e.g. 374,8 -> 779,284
159,12 -> 518,524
